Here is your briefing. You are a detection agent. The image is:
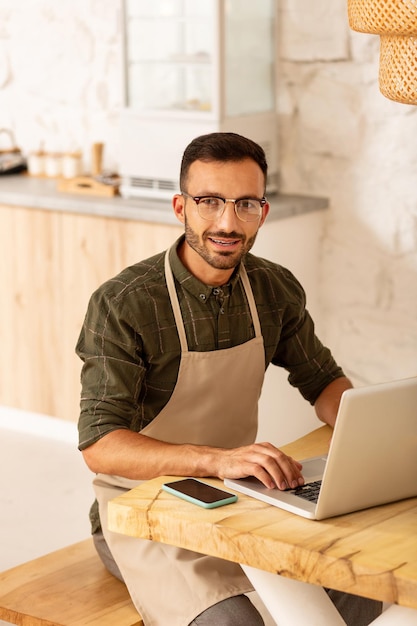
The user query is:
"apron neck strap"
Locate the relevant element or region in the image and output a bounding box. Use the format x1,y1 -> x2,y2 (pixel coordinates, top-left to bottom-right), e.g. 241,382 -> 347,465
239,263 -> 262,338
165,249 -> 188,352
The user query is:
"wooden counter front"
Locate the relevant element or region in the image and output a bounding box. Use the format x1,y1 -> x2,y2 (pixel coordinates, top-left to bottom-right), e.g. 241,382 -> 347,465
108,426 -> 417,610
0,203 -> 181,422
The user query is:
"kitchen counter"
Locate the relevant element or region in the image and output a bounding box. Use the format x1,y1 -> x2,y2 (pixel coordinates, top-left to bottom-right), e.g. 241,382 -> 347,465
0,174 -> 328,225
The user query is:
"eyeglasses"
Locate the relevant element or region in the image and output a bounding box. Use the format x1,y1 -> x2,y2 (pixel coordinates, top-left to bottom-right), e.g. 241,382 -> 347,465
181,192 -> 266,223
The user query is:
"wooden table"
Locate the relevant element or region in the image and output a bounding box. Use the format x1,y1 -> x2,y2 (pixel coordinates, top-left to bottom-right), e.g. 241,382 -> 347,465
108,426 -> 417,625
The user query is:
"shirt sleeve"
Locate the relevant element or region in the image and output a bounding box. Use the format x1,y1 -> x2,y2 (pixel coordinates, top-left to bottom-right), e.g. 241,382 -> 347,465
75,284 -> 146,450
271,269 -> 345,405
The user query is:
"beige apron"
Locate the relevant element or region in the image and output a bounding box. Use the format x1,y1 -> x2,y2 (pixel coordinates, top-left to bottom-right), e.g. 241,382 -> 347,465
93,248 -> 266,626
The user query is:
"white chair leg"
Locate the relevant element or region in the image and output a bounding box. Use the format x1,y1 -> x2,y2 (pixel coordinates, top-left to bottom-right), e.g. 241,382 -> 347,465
241,564 -> 346,626
369,604 -> 417,625
242,565 -> 417,626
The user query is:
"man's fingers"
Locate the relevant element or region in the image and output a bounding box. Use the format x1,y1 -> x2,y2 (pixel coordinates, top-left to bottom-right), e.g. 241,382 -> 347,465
254,445 -> 304,489
221,443 -> 305,490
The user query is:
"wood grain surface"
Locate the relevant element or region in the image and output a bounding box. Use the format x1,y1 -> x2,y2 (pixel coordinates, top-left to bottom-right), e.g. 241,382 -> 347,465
108,426 -> 417,609
0,539 -> 143,625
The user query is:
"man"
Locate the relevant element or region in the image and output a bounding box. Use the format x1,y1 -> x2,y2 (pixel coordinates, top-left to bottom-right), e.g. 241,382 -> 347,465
76,132 -> 382,625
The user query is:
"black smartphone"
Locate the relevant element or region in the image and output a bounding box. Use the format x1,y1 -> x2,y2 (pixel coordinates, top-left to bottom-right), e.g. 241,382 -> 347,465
162,478 -> 238,509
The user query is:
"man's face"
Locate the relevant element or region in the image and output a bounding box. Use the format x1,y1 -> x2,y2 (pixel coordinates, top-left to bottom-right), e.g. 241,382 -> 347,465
172,158 -> 269,285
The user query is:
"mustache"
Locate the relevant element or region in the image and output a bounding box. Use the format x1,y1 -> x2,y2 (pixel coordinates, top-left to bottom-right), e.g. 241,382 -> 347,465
205,230 -> 244,240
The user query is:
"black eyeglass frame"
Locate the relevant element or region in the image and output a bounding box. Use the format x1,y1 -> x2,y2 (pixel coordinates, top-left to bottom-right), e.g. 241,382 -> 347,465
181,191 -> 267,222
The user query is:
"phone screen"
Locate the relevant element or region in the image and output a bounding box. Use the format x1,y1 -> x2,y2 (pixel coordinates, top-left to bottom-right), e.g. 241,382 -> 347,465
162,478 -> 238,508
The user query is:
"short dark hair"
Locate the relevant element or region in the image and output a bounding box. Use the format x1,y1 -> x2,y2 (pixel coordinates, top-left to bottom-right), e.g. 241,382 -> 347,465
179,132 -> 268,191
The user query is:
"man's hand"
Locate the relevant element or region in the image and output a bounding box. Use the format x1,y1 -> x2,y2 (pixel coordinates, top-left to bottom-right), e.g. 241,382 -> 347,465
213,442 -> 305,490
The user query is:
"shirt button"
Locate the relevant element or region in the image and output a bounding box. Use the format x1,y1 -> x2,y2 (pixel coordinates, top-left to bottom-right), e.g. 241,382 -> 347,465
199,293 -> 206,301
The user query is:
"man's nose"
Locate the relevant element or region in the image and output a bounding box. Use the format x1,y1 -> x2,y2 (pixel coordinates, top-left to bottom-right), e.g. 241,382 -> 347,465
216,200 -> 239,227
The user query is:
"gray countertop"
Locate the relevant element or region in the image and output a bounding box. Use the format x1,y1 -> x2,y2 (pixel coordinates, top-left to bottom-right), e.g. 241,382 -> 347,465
0,174 -> 328,226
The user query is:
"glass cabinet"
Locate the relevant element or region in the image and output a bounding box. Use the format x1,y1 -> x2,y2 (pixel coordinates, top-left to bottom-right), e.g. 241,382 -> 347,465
124,0 -> 215,114
120,0 -> 278,199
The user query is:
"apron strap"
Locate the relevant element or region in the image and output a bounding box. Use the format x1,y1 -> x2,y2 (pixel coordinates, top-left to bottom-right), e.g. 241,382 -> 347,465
165,249 -> 188,352
164,248 -> 262,352
239,264 -> 262,338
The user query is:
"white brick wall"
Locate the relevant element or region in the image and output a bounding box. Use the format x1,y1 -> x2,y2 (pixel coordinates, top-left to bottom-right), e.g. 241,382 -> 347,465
1,0 -> 416,388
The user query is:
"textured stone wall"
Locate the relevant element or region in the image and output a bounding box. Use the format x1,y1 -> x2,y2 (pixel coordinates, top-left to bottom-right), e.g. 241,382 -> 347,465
1,0 -> 416,387
279,0 -> 417,385
0,0 -> 123,170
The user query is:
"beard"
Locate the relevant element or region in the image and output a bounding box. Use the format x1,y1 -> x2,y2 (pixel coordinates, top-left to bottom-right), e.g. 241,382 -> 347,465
184,217 -> 258,271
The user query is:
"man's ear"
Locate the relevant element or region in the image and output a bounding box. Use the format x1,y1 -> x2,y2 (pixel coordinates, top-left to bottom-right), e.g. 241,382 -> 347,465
258,201 -> 270,228
172,194 -> 186,224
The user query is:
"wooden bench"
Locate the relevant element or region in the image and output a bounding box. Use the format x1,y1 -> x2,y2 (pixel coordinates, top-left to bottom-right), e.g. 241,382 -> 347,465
0,539 -> 143,626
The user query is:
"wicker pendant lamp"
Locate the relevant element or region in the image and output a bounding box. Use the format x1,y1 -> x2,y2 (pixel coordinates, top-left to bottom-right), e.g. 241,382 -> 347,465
348,0 -> 417,104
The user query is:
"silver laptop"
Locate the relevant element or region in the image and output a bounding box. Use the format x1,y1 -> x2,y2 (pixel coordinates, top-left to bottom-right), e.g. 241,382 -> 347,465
224,377 -> 417,520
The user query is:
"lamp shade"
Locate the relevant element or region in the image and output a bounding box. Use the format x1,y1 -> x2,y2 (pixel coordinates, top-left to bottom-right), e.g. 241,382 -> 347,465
379,34 -> 417,103
348,0 -> 417,35
348,0 -> 417,103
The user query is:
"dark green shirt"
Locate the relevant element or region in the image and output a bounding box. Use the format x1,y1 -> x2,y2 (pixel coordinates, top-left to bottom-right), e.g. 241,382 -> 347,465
76,236 -> 344,452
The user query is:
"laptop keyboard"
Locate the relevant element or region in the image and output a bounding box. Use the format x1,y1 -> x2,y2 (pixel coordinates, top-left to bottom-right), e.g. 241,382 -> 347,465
293,480 -> 322,503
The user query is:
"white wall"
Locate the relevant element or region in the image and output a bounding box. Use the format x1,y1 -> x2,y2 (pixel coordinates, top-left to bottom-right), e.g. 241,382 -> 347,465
254,211 -> 329,444
1,0 -> 416,442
